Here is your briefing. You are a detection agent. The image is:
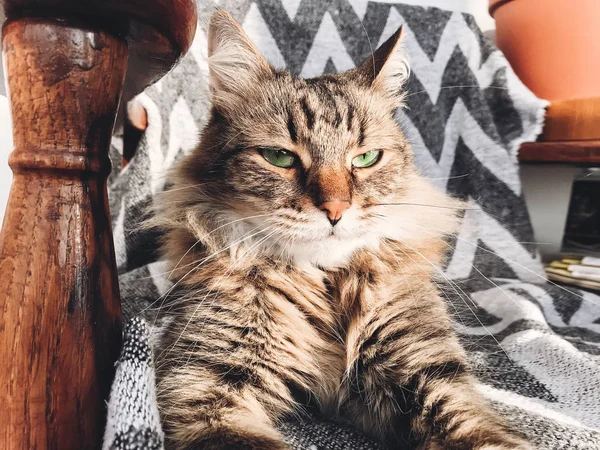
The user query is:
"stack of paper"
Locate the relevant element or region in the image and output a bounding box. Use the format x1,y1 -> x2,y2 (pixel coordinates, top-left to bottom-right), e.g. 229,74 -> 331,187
545,256 -> 600,291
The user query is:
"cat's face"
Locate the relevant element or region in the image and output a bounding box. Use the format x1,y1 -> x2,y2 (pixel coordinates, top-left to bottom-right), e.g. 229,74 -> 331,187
174,11 -> 459,267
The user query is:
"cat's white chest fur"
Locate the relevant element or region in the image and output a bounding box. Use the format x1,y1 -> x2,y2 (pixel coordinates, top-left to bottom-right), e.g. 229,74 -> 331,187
283,235 -> 380,268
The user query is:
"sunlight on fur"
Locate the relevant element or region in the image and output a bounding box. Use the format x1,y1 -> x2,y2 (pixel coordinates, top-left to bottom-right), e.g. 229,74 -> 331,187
150,10 -> 532,450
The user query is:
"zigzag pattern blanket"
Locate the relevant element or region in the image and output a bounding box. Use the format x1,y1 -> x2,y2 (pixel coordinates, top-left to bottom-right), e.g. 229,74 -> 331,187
103,2 -> 600,449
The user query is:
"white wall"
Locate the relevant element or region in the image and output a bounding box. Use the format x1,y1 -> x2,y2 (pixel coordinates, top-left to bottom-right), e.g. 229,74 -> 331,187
520,165 -> 576,259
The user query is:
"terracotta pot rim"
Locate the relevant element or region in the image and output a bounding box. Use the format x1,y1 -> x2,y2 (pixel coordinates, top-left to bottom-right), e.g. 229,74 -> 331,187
489,0 -> 514,17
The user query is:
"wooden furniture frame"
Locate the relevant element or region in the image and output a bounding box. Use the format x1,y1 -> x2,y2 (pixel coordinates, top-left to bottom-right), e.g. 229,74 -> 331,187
0,1 -> 197,449
519,141 -> 600,165
518,97 -> 600,165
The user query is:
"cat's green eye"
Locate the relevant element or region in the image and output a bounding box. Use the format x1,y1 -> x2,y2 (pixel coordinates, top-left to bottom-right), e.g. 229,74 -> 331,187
352,150 -> 382,168
260,148 -> 297,168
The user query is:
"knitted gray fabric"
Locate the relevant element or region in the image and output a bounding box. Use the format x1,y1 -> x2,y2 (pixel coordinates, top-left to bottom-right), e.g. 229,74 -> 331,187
103,2 -> 600,449
103,318 -> 163,450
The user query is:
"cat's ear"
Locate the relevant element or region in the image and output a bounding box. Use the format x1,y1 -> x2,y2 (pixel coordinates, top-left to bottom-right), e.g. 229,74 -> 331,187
355,26 -> 409,98
208,10 -> 274,93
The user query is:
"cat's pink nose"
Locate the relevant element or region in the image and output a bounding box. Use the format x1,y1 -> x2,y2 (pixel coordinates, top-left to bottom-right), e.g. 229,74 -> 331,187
319,200 -> 351,226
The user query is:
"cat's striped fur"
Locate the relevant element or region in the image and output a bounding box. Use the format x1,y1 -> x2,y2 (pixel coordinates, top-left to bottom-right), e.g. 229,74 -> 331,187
153,10 -> 531,450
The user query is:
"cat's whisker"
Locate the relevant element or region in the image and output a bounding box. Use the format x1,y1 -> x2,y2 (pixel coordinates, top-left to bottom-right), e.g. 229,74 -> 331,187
135,219 -> 273,284
372,197 -> 553,249
369,202 -> 476,211
423,173 -> 470,181
370,202 -> 551,247
445,243 -> 531,312
160,228 -> 280,365
382,239 -> 481,329
167,213 -> 274,281
398,245 -> 473,332
386,239 -> 511,358
389,214 -> 600,338
167,229 -> 293,371
371,198 -> 536,238
381,240 -> 476,350
145,225 -> 275,330
154,182 -> 210,195
393,215 -> 600,306
202,129 -> 246,153
385,240 -> 494,334
154,198 -> 207,206
280,233 -> 296,261
356,11 -> 376,82
385,215 -> 530,315
144,223 -> 270,312
404,84 -> 510,100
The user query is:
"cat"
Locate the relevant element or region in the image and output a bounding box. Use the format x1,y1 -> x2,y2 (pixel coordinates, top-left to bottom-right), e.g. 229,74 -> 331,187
152,10 -> 531,450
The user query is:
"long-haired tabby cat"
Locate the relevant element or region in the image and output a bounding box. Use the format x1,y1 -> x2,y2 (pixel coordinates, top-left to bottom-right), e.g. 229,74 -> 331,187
153,10 -> 531,450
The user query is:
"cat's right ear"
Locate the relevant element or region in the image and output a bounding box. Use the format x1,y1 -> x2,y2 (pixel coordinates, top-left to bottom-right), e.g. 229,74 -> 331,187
354,26 -> 409,101
208,10 -> 274,94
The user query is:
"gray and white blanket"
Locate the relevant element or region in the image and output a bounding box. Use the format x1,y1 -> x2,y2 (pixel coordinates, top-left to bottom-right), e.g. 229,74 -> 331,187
103,2 -> 600,449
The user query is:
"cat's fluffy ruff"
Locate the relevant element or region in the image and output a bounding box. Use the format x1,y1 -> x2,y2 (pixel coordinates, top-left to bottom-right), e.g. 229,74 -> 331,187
153,10 -> 531,450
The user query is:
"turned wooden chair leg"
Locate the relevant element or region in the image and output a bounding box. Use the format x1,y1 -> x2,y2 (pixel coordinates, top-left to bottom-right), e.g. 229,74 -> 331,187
0,18 -> 126,450
0,1 -> 196,447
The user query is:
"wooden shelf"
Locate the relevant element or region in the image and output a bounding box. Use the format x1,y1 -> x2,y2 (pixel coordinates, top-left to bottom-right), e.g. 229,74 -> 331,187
519,97 -> 600,165
540,97 -> 600,141
519,140 -> 600,165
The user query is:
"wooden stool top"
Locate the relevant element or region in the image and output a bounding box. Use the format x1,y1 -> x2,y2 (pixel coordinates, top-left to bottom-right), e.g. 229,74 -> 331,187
2,0 -> 198,93
519,97 -> 600,165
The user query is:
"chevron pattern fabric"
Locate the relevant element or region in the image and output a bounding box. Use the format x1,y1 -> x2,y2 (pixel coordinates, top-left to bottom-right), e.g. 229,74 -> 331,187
103,2 -> 600,449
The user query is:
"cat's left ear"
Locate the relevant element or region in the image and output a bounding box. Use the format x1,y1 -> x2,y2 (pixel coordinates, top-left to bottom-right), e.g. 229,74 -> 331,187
207,10 -> 274,94
355,26 -> 410,99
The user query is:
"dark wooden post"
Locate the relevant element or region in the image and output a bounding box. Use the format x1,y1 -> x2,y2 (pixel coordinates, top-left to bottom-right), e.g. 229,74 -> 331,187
0,1 -> 197,449
0,19 -> 127,450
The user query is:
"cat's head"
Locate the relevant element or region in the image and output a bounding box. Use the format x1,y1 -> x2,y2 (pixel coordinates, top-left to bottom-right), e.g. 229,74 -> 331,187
163,10 -> 461,268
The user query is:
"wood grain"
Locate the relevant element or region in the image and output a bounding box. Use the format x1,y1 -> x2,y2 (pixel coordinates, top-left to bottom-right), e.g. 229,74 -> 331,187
2,0 -> 198,94
519,140 -> 600,165
540,97 -> 600,142
0,19 -> 126,449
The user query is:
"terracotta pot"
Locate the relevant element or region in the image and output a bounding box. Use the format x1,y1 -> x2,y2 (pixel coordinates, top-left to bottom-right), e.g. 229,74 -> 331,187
490,0 -> 600,101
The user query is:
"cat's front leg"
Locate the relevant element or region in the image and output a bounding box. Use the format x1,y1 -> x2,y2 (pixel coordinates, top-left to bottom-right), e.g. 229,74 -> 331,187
154,289 -> 299,450
156,361 -> 291,450
411,380 -> 531,450
342,295 -> 531,450
153,262 -> 339,450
